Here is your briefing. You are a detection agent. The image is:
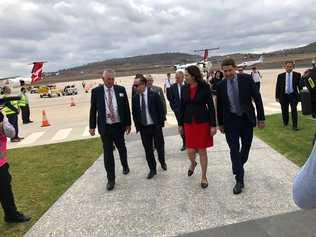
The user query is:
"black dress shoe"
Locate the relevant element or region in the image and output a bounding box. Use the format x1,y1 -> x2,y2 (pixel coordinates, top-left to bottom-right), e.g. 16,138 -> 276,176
161,163 -> 167,171
147,171 -> 157,179
180,146 -> 186,151
188,161 -> 197,177
292,127 -> 299,131
233,182 -> 243,195
106,181 -> 115,191
5,212 -> 31,223
123,167 -> 130,175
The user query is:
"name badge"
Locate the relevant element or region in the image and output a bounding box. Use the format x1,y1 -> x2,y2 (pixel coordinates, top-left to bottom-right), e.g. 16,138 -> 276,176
119,93 -> 124,97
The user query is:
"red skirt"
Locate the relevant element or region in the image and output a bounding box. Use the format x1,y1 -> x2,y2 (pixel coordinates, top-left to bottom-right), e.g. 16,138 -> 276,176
184,121 -> 213,149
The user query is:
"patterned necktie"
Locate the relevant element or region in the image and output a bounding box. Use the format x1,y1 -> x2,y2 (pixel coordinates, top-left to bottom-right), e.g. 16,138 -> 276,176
107,88 -> 115,122
141,93 -> 147,125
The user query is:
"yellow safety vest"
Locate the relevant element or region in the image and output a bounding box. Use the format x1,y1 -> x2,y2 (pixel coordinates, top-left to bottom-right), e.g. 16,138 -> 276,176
2,96 -> 19,115
18,94 -> 27,107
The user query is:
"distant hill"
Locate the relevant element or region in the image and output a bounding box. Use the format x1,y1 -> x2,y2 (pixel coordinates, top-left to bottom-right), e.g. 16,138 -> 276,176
44,42 -> 316,83
271,42 -> 316,55
44,53 -> 199,83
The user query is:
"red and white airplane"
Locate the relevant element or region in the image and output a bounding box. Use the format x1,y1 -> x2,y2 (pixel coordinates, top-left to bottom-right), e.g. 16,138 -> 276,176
0,61 -> 46,88
174,47 -> 220,73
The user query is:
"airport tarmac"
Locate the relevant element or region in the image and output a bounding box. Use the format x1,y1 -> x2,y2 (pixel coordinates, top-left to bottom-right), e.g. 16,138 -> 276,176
7,68 -> 308,149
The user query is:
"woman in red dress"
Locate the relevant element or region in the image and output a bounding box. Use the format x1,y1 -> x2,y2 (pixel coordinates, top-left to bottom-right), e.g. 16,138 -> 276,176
178,65 -> 217,188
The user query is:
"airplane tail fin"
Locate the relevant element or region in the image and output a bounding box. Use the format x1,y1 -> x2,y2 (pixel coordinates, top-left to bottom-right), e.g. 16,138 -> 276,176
204,50 -> 208,62
31,62 -> 45,84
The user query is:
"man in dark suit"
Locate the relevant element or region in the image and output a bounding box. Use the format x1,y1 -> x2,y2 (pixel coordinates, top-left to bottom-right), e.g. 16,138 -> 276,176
216,58 -> 265,195
89,69 -> 131,191
132,74 -> 167,179
146,74 -> 167,117
167,71 -> 186,151
276,61 -> 302,130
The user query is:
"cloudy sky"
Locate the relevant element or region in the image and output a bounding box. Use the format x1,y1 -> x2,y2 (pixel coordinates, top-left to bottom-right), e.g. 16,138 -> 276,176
0,0 -> 315,76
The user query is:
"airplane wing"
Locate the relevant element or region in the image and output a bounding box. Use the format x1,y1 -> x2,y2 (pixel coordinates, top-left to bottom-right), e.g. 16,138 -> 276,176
0,76 -> 20,80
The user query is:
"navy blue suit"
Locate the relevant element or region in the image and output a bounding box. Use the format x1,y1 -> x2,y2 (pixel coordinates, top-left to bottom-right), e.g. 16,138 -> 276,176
132,88 -> 166,172
168,83 -> 186,147
216,73 -> 265,183
276,71 -> 302,128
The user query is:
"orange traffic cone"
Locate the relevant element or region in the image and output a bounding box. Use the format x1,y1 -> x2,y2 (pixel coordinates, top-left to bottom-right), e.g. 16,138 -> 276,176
70,97 -> 76,107
41,110 -> 50,127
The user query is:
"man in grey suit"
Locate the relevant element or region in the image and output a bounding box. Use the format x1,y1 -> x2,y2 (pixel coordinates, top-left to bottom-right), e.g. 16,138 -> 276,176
146,74 -> 167,117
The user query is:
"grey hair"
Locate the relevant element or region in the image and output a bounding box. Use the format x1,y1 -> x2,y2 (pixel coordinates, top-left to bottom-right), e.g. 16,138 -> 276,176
102,69 -> 116,78
176,70 -> 184,77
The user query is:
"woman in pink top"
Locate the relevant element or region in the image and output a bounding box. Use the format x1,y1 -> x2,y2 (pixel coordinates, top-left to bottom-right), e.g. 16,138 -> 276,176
0,111 -> 31,223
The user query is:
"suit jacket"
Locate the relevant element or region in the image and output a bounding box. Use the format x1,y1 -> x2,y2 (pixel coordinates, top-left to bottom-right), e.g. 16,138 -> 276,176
150,85 -> 167,116
168,83 -> 184,115
216,73 -> 265,128
179,83 -> 216,126
89,85 -> 131,135
132,88 -> 165,132
276,71 -> 302,103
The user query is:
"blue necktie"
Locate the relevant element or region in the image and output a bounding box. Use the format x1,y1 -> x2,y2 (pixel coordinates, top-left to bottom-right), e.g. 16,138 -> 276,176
287,73 -> 292,94
229,79 -> 241,115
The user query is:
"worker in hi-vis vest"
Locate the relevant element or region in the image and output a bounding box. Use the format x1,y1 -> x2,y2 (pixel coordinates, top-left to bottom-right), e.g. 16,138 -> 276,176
2,86 -> 23,142
19,87 -> 33,124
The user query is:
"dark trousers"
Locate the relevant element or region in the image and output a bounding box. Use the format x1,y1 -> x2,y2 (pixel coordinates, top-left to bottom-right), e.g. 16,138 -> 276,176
0,164 -> 17,218
224,114 -> 254,183
21,105 -> 31,123
175,111 -> 185,147
7,114 -> 18,139
311,91 -> 316,115
100,123 -> 128,181
140,125 -> 165,172
281,93 -> 298,128
255,82 -> 261,92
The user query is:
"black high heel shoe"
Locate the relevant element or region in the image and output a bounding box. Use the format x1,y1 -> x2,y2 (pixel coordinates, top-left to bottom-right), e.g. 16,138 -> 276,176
201,180 -> 208,189
188,161 -> 197,177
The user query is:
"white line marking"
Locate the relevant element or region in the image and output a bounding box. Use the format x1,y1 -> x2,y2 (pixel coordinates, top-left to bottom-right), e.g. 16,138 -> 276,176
52,128 -> 72,141
20,132 -> 45,145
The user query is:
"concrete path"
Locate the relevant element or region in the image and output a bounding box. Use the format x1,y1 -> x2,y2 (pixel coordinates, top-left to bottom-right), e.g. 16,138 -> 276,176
25,129 -> 299,237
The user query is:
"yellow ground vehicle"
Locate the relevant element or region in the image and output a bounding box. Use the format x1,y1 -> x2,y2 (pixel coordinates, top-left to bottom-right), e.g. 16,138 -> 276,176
39,85 -> 63,98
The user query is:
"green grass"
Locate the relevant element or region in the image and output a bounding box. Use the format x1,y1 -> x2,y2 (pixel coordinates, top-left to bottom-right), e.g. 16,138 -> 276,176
255,113 -> 316,167
0,138 -> 102,237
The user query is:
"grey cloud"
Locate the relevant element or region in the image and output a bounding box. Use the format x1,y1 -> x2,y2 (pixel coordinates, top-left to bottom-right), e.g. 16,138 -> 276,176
0,0 -> 315,76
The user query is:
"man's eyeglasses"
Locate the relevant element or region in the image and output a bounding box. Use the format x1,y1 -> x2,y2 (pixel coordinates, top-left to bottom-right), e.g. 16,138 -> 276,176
133,84 -> 139,88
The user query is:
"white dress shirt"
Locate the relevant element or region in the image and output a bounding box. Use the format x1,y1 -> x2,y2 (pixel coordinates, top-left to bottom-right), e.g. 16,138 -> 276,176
177,83 -> 183,99
140,88 -> 154,125
285,71 -> 294,94
251,71 -> 261,83
104,85 -> 120,124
